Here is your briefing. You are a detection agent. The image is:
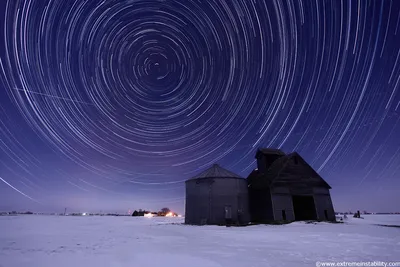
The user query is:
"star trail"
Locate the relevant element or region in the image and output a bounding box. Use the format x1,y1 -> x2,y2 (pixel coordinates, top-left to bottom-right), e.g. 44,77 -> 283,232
1,0 -> 400,214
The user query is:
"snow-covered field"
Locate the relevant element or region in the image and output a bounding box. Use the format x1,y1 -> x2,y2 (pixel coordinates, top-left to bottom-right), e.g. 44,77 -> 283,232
1,215 -> 399,267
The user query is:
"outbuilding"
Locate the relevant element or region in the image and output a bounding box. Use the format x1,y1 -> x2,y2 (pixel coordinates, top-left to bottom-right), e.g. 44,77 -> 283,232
247,149 -> 336,223
185,164 -> 250,225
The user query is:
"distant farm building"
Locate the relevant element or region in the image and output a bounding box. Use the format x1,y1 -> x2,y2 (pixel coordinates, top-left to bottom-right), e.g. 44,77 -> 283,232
185,164 -> 250,225
247,149 -> 335,223
184,148 -> 335,225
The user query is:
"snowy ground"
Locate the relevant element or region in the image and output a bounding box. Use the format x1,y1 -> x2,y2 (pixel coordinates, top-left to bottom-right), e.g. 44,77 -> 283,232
1,215 -> 399,267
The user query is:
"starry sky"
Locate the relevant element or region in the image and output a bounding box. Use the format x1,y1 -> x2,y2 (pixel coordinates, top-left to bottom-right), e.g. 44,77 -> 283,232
1,0 -> 400,215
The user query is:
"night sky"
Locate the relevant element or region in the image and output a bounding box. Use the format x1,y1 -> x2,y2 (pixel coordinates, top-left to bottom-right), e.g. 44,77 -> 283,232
1,0 -> 400,215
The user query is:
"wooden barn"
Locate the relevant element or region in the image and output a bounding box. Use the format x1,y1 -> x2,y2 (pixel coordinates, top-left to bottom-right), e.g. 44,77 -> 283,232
247,148 -> 335,223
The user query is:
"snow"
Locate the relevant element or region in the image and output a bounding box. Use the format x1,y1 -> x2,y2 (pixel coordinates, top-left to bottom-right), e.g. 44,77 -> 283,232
351,214 -> 400,226
1,215 -> 399,267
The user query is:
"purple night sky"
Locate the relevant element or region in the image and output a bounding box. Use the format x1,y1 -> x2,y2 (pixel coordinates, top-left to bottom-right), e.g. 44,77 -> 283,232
1,0 -> 400,215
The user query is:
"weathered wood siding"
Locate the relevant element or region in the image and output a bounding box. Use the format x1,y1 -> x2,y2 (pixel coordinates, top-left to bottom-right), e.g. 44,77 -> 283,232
271,194 -> 295,221
270,186 -> 335,222
313,187 -> 330,194
257,154 -> 283,173
313,194 -> 336,221
271,187 -> 289,194
273,157 -> 328,188
248,152 -> 335,223
289,186 -> 314,195
248,187 -> 274,223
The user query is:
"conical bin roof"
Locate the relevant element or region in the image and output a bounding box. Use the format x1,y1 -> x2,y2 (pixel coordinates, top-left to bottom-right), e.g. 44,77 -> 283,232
188,164 -> 243,180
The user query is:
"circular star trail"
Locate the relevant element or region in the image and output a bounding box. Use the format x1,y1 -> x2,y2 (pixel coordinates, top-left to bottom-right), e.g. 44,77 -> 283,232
1,0 -> 400,210
3,0 -> 277,168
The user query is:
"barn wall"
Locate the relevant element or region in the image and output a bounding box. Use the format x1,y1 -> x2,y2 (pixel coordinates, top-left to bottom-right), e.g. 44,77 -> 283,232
271,194 -> 295,221
257,153 -> 283,173
313,194 -> 336,221
289,186 -> 313,195
273,157 -> 329,189
267,186 -> 335,222
248,187 -> 274,223
313,187 -> 330,194
271,187 -> 290,194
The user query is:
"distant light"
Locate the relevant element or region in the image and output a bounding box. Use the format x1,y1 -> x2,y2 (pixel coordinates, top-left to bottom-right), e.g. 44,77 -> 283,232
144,213 -> 153,218
177,215 -> 182,218
82,213 -> 87,216
165,212 -> 174,217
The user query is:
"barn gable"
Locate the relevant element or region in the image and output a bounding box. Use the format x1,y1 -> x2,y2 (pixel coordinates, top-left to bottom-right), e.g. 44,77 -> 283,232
248,152 -> 331,189
270,152 -> 331,189
247,149 -> 336,223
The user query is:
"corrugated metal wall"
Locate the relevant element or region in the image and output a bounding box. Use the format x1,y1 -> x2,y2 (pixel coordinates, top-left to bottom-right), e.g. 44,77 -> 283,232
185,177 -> 249,225
185,178 -> 212,224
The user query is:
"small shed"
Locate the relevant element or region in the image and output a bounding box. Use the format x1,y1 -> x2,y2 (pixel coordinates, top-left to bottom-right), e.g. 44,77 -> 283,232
185,164 -> 250,225
248,149 -> 335,223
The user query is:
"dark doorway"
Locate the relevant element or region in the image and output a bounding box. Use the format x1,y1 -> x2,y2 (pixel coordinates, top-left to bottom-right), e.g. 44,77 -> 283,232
292,195 -> 317,221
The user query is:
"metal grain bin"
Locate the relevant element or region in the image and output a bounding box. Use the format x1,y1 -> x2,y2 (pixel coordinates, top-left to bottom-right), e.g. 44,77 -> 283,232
185,164 -> 250,225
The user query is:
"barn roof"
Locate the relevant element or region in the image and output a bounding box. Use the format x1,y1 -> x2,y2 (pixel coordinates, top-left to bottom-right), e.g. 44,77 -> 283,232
188,164 -> 243,180
256,148 -> 286,157
248,152 -> 332,189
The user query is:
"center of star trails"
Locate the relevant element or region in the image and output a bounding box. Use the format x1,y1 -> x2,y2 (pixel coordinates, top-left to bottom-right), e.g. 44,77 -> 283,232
146,55 -> 169,78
